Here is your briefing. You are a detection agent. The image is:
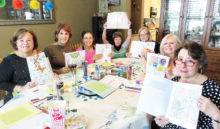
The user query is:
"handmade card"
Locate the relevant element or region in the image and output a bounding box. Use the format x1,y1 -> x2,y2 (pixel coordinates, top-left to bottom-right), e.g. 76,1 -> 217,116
137,75 -> 202,129
96,44 -> 111,63
64,51 -> 85,67
107,12 -> 130,29
129,41 -> 155,58
27,52 -> 54,85
146,53 -> 169,77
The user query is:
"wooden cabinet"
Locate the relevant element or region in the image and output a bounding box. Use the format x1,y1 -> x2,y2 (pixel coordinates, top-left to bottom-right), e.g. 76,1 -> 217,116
158,0 -> 220,84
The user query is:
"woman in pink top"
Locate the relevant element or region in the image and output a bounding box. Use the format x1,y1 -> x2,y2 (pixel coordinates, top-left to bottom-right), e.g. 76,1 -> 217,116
76,31 -> 102,64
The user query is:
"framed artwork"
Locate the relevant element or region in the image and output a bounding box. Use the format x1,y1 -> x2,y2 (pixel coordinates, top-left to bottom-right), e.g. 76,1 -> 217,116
108,0 -> 120,6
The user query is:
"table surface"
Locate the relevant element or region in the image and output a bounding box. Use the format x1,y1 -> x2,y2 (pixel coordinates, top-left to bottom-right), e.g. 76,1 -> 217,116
0,58 -> 150,129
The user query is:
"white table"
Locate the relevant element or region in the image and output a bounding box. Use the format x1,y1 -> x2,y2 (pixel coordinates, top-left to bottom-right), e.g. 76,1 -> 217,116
0,58 -> 151,129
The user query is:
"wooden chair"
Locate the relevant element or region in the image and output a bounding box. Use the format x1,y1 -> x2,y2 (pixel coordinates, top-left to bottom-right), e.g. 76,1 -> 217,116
66,42 -> 83,51
0,58 -> 5,100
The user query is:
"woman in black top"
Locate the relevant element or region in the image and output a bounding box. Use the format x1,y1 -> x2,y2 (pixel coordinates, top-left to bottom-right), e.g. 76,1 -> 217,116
0,28 -> 40,103
155,42 -> 220,129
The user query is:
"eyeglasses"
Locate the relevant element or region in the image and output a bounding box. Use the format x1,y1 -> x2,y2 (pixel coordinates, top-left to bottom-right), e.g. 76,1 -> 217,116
175,58 -> 197,67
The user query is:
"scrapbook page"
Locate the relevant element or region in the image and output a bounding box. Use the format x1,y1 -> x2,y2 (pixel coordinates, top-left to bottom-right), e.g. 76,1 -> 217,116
26,52 -> 54,85
129,41 -> 155,58
146,53 -> 170,77
96,44 -> 111,63
107,12 -> 130,29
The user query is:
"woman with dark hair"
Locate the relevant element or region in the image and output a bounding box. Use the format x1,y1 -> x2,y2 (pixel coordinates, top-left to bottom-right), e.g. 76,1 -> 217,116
76,31 -> 102,64
102,22 -> 132,58
0,28 -> 40,103
154,41 -> 220,129
44,23 -> 73,74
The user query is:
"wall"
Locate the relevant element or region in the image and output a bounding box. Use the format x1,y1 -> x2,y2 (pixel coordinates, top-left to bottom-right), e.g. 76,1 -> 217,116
144,0 -> 161,28
0,0 -> 98,57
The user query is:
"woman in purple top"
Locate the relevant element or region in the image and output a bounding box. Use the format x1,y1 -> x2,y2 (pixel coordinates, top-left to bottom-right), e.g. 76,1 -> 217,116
76,31 -> 102,64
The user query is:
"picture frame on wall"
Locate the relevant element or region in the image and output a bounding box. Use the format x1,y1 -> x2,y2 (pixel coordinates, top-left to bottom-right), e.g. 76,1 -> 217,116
108,0 -> 120,6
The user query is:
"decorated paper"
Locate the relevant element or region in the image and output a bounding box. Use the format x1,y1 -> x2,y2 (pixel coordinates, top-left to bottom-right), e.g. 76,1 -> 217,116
64,51 -> 85,67
146,53 -> 169,77
107,12 -> 130,29
27,52 -> 54,85
138,75 -> 202,129
96,44 -> 111,63
130,41 -> 155,58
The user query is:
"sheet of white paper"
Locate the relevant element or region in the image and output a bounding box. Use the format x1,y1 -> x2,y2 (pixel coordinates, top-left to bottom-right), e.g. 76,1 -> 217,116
166,82 -> 202,129
27,52 -> 54,85
137,75 -> 173,116
130,41 -> 155,58
107,12 -> 130,29
64,51 -> 85,67
99,75 -> 126,89
146,53 -> 170,77
96,44 -> 111,63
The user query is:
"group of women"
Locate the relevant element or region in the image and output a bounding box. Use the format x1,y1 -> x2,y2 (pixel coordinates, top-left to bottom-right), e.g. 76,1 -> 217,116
0,23 -> 219,129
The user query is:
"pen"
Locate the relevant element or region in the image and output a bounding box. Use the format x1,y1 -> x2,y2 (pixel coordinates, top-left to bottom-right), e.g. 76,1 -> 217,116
31,98 -> 39,102
124,89 -> 141,93
125,86 -> 141,91
30,97 -> 46,104
41,105 -> 48,112
33,105 -> 49,114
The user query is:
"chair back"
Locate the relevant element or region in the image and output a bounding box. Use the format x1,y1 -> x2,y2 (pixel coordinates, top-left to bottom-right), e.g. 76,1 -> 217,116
0,57 -> 5,100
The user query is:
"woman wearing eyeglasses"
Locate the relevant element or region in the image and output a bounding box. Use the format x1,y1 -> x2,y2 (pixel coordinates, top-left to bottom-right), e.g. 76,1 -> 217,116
44,24 -> 74,74
126,27 -> 160,58
154,42 -> 220,129
76,31 -> 102,64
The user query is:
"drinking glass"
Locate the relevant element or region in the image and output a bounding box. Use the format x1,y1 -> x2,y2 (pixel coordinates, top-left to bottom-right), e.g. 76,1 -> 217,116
59,87 -> 75,118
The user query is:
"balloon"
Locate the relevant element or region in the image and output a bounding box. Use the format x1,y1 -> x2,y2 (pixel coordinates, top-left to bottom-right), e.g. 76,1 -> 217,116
0,0 -> 6,8
44,1 -> 54,11
12,0 -> 24,10
30,0 -> 40,10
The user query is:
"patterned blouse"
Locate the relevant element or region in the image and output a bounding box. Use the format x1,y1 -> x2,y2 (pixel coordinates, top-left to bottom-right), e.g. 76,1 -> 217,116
161,77 -> 220,129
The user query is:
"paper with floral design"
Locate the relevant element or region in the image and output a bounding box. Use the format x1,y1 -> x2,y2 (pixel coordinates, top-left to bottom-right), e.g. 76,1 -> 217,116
64,51 -> 85,67
27,52 -> 54,85
138,75 -> 202,129
146,53 -> 170,77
